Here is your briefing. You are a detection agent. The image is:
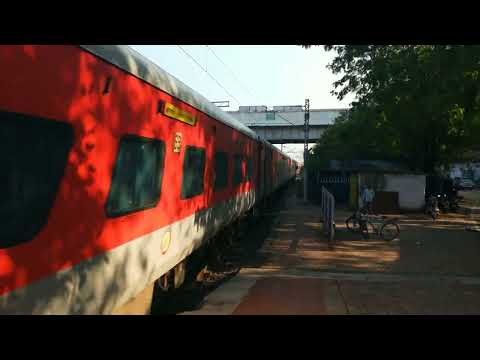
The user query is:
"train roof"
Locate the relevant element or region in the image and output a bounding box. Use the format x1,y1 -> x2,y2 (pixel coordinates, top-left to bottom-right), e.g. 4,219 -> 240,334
79,45 -> 262,141
79,45 -> 295,161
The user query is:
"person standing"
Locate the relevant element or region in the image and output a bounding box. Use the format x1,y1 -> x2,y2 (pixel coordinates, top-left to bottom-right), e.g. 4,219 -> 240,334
362,185 -> 375,213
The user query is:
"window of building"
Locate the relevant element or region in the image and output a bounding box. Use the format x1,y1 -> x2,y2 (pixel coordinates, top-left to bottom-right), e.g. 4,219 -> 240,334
233,154 -> 244,186
214,151 -> 228,190
266,111 -> 275,121
0,110 -> 74,248
106,136 -> 165,217
181,146 -> 206,199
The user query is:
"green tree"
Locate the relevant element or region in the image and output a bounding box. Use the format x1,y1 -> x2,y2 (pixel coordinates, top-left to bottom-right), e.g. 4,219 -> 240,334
305,45 -> 480,173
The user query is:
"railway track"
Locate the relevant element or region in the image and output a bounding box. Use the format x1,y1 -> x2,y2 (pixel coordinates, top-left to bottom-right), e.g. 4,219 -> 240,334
150,184 -> 294,315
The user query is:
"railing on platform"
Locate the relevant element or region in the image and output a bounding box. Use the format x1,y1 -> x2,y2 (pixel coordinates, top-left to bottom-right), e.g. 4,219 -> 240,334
321,186 -> 335,243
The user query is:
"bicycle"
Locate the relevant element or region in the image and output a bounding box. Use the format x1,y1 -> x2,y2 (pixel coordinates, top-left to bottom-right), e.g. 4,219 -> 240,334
346,209 -> 400,241
345,206 -> 370,234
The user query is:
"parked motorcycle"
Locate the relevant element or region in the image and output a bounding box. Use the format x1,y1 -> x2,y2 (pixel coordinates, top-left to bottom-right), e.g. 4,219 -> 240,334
449,196 -> 460,212
437,193 -> 450,213
437,193 -> 460,213
425,176 -> 460,214
425,195 -> 440,220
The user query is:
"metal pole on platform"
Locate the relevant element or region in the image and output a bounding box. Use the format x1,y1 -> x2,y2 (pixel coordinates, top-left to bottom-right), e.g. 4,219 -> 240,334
303,99 -> 310,202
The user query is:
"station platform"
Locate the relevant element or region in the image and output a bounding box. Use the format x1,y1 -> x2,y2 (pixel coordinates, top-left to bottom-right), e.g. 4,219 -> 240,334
180,186 -> 480,315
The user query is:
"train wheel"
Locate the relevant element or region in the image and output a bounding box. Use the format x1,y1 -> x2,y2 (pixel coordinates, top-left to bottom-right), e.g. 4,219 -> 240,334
174,261 -> 186,289
156,270 -> 173,293
231,220 -> 241,244
207,240 -> 224,270
151,269 -> 174,314
195,265 -> 208,282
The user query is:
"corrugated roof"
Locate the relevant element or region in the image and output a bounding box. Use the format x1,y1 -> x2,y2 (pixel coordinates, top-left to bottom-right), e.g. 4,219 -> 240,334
325,160 -> 424,174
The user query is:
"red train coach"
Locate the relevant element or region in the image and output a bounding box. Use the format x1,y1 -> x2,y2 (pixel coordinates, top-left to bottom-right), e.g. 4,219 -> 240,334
0,45 -> 298,314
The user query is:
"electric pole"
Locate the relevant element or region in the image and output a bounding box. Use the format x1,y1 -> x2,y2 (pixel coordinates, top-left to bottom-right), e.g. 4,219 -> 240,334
304,99 -> 310,202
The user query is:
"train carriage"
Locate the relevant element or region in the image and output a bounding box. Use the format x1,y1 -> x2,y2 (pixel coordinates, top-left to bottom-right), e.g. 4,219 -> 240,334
0,45 -> 297,314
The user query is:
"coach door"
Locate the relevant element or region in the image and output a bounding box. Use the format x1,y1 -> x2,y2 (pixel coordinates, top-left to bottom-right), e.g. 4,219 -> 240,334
256,142 -> 264,199
264,146 -> 272,196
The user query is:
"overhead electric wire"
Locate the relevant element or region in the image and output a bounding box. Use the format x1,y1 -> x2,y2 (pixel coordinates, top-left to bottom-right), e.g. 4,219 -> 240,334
205,45 -> 258,102
205,45 -> 299,128
134,45 -> 301,159
177,45 -> 242,106
275,113 -> 299,127
179,45 -> 300,128
182,45 -> 301,160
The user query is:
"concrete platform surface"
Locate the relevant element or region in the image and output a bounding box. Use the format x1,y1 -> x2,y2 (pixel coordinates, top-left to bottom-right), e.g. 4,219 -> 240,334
181,185 -> 480,315
180,269 -> 480,315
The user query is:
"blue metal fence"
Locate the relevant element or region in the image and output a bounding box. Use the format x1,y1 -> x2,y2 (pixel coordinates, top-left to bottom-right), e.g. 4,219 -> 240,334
309,171 -> 350,204
321,186 -> 335,243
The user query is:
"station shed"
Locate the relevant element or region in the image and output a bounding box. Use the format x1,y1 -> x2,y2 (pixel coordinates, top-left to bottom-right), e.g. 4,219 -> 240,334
308,160 -> 426,213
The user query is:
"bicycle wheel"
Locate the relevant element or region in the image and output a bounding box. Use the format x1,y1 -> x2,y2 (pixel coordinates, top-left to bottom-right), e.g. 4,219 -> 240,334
346,216 -> 361,233
380,222 -> 400,241
360,221 -> 375,239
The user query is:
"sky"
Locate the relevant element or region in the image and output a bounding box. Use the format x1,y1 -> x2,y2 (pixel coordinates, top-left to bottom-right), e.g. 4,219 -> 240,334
129,45 -> 355,163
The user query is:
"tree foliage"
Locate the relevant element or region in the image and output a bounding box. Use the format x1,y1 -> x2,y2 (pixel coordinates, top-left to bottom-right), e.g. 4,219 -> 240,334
306,45 -> 480,173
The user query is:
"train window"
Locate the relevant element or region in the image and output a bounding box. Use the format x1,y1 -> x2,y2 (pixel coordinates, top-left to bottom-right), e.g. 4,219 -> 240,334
214,151 -> 228,190
106,136 -> 165,217
181,146 -> 206,199
233,154 -> 244,186
0,110 -> 73,249
245,157 -> 252,181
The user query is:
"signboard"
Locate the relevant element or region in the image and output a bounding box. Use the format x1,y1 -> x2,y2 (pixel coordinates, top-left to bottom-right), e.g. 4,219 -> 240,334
163,102 -> 197,126
173,132 -> 182,153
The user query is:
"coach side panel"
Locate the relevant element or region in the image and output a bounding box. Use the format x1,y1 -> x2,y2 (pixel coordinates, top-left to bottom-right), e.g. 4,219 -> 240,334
0,45 -> 259,314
